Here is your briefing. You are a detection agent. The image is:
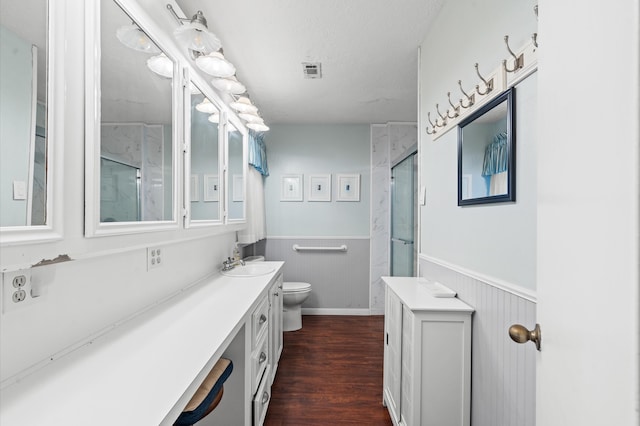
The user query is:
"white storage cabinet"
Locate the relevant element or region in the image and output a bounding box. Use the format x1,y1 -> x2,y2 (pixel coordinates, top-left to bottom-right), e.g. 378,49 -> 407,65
383,277 -> 473,426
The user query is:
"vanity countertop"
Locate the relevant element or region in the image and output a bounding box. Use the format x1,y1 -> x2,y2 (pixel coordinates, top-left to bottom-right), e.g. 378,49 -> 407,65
0,262 -> 284,426
382,276 -> 474,312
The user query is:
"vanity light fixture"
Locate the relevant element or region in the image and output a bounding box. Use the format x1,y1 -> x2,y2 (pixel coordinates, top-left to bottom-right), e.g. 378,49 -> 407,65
166,4 -> 221,55
195,98 -> 218,114
146,53 -> 173,78
246,122 -> 270,132
238,111 -> 264,123
211,75 -> 246,95
196,51 -> 236,78
208,112 -> 220,123
116,23 -> 160,53
230,96 -> 258,114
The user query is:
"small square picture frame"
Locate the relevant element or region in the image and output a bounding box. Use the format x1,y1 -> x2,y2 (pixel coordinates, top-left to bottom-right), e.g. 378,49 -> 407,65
308,174 -> 331,202
281,174 -> 303,201
190,174 -> 200,202
336,173 -> 360,202
203,174 -> 219,202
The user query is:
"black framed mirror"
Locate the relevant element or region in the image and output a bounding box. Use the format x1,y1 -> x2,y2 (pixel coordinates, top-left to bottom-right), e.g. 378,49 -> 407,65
458,87 -> 515,206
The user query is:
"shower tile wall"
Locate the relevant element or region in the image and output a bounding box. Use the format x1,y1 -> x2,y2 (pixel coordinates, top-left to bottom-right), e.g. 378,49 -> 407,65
101,123 -> 166,221
370,125 -> 390,314
370,123 -> 417,314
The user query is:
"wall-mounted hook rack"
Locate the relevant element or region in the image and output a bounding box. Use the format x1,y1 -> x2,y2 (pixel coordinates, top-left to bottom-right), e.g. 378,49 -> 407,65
447,92 -> 460,119
474,63 -> 494,96
436,104 -> 448,127
427,112 -> 438,134
458,80 -> 475,109
502,35 -> 524,73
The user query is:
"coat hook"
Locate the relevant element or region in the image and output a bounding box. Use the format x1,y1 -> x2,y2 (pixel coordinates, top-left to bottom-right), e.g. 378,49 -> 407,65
532,33 -> 538,48
446,92 -> 459,119
474,63 -> 493,96
534,4 -> 538,19
503,35 -> 524,73
435,104 -> 447,127
458,80 -> 475,109
426,112 -> 438,134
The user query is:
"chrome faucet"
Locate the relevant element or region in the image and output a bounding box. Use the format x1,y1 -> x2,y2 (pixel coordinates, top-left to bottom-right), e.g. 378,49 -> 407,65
221,257 -> 245,271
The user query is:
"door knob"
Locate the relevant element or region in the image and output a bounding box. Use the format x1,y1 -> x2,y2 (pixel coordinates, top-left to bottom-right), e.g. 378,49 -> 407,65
509,323 -> 541,351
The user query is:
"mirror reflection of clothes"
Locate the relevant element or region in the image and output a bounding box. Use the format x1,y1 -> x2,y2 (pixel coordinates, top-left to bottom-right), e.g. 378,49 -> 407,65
482,132 -> 508,195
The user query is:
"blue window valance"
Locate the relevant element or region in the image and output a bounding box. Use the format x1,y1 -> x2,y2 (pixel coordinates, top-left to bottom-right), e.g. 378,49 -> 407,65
482,132 -> 508,176
248,131 -> 269,176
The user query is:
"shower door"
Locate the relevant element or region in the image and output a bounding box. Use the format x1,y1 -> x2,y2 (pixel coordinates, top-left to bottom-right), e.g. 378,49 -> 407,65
391,153 -> 416,276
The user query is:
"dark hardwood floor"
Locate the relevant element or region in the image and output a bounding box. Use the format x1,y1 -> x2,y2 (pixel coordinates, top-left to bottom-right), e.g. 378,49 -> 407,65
264,315 -> 393,426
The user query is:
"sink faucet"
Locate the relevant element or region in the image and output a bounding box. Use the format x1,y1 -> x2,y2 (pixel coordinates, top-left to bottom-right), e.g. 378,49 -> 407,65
222,257 -> 245,271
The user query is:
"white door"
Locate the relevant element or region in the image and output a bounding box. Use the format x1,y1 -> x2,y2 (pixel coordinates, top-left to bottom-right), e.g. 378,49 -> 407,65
536,1 -> 639,425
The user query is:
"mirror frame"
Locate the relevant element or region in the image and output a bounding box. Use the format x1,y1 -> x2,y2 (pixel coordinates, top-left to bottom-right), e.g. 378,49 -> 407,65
224,114 -> 247,224
184,73 -> 224,228
0,0 -> 64,246
84,0 -> 181,237
457,87 -> 516,206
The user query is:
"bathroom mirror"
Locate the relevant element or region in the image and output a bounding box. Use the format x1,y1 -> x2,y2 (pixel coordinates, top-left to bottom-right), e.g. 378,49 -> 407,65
226,119 -> 246,222
188,84 -> 222,224
85,0 -> 178,235
1,0 -> 62,243
458,88 -> 515,206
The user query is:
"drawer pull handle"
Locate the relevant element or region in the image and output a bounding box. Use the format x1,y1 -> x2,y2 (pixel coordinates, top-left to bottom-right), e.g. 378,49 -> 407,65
259,314 -> 267,324
259,352 -> 267,364
262,391 -> 270,405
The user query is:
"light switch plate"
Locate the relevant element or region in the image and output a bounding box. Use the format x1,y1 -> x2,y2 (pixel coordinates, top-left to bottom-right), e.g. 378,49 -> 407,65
13,181 -> 27,200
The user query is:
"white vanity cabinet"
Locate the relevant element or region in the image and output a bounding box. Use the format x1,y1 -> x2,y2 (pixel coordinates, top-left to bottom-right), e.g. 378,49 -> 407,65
252,272 -> 284,426
382,277 -> 473,426
268,273 -> 284,383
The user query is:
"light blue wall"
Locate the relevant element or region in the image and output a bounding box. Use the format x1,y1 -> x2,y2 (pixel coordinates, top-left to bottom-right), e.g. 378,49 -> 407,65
264,124 -> 370,237
419,0 -> 538,291
0,25 -> 33,226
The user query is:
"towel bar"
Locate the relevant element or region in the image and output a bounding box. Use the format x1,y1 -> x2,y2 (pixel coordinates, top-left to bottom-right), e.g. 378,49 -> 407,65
292,244 -> 347,252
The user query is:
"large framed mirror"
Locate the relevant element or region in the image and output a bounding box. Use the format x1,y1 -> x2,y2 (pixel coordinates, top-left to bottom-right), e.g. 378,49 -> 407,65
1,0 -> 63,244
186,82 -> 223,225
85,0 -> 179,236
226,117 -> 246,223
458,88 -> 515,206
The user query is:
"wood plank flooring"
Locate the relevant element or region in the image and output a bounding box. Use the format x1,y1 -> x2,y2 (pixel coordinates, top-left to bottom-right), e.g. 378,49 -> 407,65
264,315 -> 393,426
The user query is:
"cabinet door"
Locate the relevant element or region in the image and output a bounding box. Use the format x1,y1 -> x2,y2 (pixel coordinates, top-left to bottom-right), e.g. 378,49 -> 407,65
269,273 -> 283,383
383,287 -> 403,423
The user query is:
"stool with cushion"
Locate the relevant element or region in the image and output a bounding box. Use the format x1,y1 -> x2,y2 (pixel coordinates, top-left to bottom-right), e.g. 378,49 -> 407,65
174,358 -> 233,426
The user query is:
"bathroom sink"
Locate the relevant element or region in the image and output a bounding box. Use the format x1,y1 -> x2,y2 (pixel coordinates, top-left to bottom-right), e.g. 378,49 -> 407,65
220,263 -> 275,277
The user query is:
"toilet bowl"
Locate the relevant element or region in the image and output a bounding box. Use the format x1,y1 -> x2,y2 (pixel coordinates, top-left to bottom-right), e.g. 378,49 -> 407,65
282,282 -> 312,332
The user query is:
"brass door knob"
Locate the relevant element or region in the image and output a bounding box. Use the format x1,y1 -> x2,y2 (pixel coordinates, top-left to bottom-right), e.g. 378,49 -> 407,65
509,323 -> 541,351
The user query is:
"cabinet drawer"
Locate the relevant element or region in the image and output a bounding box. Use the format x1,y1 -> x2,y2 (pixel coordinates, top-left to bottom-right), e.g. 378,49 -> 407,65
253,365 -> 272,426
251,297 -> 269,349
251,332 -> 269,393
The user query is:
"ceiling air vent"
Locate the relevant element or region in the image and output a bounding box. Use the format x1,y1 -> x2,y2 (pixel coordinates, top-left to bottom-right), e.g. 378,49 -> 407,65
302,62 -> 322,79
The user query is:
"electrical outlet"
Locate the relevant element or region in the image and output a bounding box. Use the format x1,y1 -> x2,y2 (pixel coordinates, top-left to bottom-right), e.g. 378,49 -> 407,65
147,247 -> 163,271
2,269 -> 35,313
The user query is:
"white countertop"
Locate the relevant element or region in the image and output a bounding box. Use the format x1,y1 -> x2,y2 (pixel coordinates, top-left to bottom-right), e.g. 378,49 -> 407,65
0,262 -> 284,426
382,276 -> 474,312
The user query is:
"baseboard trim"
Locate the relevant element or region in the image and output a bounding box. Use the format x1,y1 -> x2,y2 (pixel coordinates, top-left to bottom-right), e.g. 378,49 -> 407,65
302,308 -> 371,316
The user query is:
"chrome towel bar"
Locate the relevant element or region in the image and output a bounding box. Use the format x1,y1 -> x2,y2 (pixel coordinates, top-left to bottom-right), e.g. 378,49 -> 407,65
292,244 -> 347,252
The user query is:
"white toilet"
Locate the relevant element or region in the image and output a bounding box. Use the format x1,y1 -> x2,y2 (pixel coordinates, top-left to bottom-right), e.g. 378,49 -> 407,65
282,282 -> 312,332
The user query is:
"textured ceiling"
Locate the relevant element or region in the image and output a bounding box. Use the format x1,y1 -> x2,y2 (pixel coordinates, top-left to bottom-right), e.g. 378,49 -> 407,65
176,0 -> 444,124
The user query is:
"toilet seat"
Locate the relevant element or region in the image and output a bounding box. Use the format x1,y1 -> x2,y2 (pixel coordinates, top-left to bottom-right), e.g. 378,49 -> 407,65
283,282 -> 311,292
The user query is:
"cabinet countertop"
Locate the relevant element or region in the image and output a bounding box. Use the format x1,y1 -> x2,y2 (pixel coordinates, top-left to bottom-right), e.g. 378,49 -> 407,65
382,276 -> 474,313
0,262 -> 284,426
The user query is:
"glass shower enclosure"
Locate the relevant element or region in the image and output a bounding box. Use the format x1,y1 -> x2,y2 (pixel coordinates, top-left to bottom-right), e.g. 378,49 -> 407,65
391,153 -> 416,276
